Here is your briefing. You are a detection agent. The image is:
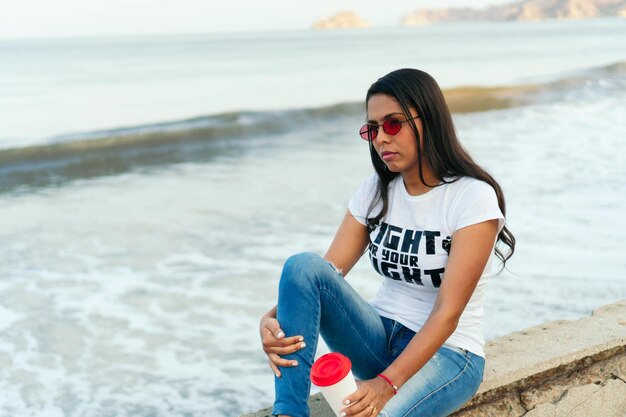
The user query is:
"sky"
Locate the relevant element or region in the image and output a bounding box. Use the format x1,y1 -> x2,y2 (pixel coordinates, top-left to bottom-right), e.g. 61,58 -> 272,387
0,0 -> 517,39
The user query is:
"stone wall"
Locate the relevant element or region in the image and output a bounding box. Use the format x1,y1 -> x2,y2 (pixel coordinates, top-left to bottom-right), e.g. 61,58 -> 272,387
242,299 -> 626,417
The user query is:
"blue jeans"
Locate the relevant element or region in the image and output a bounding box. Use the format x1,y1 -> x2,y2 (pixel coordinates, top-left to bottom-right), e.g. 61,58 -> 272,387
272,252 -> 484,417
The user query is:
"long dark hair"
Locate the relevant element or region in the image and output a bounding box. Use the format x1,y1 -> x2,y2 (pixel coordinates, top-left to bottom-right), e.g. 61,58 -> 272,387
365,68 -> 515,267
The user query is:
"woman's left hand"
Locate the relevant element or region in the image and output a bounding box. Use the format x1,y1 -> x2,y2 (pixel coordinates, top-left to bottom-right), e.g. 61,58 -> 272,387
340,377 -> 396,416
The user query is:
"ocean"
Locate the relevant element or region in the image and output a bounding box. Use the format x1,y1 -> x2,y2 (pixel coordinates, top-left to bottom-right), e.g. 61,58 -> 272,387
0,17 -> 625,417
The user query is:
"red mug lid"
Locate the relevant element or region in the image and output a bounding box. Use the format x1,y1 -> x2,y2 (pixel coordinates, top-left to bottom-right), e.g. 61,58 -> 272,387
310,352 -> 352,387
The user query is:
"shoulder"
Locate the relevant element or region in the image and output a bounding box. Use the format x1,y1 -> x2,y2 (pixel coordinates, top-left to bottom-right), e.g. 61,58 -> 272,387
444,176 -> 497,200
351,173 -> 379,198
444,176 -> 504,232
348,173 -> 381,224
362,173 -> 379,189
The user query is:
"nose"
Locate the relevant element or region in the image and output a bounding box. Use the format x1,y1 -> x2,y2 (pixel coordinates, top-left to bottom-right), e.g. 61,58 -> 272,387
374,126 -> 392,145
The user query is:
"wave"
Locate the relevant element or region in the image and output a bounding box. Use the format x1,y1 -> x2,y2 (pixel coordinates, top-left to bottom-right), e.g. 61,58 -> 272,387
445,60 -> 626,113
0,103 -> 364,193
1,60 -> 624,193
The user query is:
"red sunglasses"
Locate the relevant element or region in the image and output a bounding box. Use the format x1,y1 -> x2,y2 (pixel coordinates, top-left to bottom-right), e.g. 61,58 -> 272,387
359,115 -> 420,141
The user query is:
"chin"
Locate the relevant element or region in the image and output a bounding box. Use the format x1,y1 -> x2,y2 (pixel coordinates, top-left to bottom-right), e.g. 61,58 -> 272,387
385,164 -> 402,173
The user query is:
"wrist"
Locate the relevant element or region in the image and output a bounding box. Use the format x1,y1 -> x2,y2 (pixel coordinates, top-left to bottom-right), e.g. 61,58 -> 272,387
267,305 -> 277,318
376,373 -> 398,395
263,306 -> 277,319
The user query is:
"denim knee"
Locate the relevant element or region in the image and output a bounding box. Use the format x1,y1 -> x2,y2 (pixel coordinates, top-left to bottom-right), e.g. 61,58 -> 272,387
280,252 -> 337,291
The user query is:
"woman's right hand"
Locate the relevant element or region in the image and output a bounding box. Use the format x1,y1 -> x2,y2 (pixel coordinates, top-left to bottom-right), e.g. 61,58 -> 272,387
259,315 -> 306,378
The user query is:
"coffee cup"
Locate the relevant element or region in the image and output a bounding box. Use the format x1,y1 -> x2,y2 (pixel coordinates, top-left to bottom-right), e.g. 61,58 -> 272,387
310,352 -> 357,417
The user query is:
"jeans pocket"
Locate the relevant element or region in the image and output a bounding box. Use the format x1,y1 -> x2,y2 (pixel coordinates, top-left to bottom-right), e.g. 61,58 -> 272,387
442,343 -> 469,358
390,325 -> 415,359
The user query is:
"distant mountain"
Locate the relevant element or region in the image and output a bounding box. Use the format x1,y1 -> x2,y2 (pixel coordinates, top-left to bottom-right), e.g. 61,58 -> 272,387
402,0 -> 626,25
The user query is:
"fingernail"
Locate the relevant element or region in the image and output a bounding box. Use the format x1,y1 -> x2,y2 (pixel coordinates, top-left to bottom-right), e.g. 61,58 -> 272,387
277,331 -> 285,338
300,342 -> 306,349
298,336 -> 304,342
276,373 -> 281,378
344,399 -> 351,405
340,413 -> 346,417
292,361 -> 298,366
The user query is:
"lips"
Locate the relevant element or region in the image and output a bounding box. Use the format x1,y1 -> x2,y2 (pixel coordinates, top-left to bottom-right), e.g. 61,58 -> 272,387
381,151 -> 398,161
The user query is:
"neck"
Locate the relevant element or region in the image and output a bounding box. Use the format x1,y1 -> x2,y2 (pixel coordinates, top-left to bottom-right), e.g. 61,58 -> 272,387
401,164 -> 439,196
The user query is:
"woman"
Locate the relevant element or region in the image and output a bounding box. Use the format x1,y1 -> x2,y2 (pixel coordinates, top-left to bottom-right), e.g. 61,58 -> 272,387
259,68 -> 515,417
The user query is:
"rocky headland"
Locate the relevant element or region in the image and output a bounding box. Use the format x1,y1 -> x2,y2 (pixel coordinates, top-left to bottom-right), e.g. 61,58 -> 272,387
401,0 -> 626,25
312,11 -> 369,30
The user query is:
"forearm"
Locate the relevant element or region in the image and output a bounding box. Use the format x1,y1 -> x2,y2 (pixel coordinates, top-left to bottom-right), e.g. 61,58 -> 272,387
382,311 -> 459,388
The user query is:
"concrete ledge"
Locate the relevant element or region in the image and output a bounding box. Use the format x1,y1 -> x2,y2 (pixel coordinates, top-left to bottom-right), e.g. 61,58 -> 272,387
243,299 -> 626,417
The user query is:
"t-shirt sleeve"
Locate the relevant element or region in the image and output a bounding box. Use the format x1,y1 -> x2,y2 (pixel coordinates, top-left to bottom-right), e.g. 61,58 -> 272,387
348,174 -> 379,226
451,179 -> 505,234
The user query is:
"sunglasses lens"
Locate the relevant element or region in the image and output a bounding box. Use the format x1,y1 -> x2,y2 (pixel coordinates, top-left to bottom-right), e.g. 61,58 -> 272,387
359,124 -> 376,141
382,118 -> 402,135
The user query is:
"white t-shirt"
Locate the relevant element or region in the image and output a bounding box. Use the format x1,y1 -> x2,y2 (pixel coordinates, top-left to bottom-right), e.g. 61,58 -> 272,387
348,174 -> 505,357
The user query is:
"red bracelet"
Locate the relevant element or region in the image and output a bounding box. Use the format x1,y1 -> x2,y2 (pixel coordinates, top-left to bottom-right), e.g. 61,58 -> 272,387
377,373 -> 398,395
